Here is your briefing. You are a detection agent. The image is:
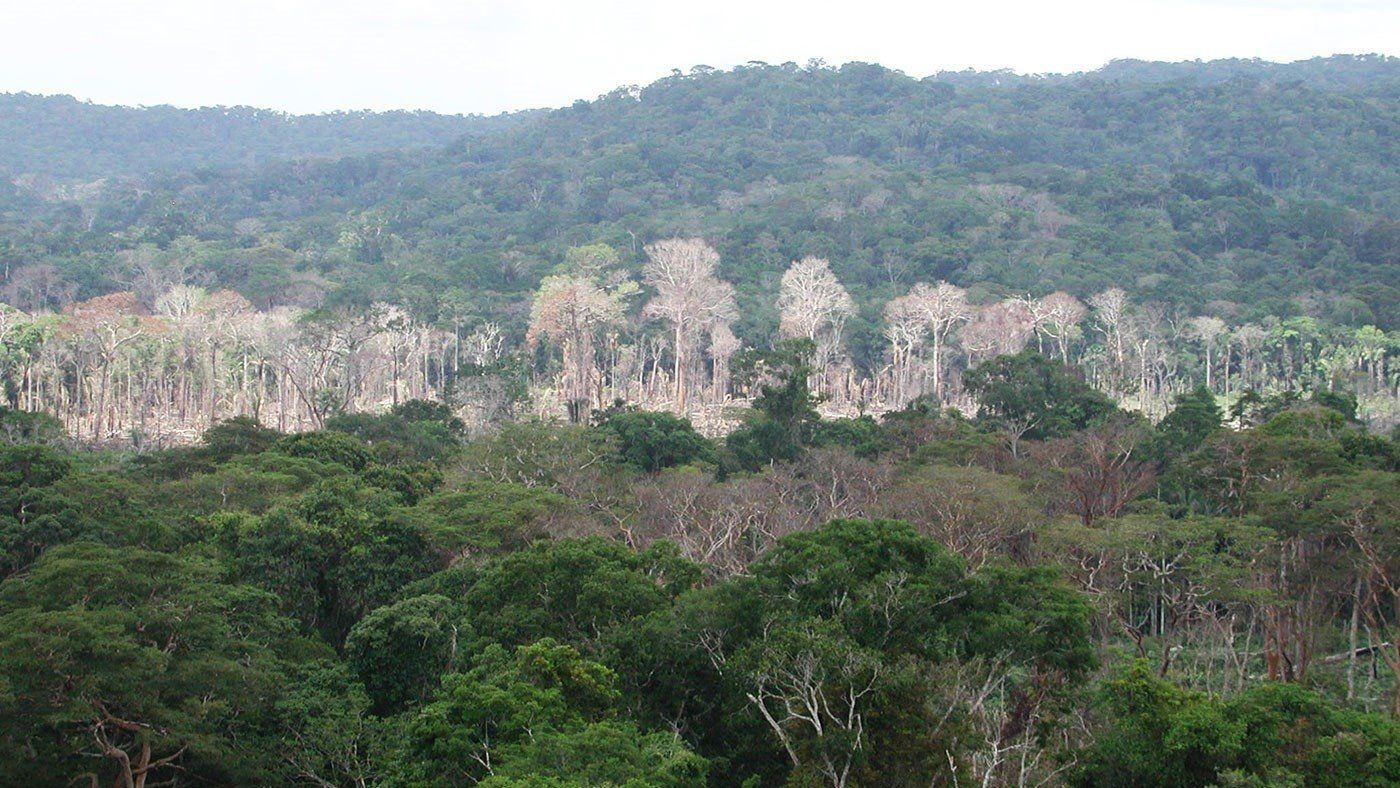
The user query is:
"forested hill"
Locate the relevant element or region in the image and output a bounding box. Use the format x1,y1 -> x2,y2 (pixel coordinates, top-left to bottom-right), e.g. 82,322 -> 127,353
935,53 -> 1400,90
0,92 -> 525,181
2,55 -> 1397,355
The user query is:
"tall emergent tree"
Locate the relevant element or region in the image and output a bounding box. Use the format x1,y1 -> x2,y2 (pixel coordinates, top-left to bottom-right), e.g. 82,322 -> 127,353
642,238 -> 737,412
528,245 -> 637,421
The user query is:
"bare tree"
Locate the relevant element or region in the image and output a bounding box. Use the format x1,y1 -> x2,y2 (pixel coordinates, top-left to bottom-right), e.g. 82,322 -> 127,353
1034,417 -> 1155,526
62,293 -> 155,440
883,289 -> 929,406
1334,474 -> 1400,716
708,323 -> 741,402
1187,316 -> 1228,392
1089,288 -> 1129,390
907,282 -> 972,400
462,322 -> 505,367
777,257 -> 855,391
1231,324 -> 1268,394
374,304 -> 418,408
961,300 -> 1034,368
121,243 -> 211,309
2,264 -> 76,313
642,238 -> 737,412
527,272 -> 635,420
1032,292 -> 1087,364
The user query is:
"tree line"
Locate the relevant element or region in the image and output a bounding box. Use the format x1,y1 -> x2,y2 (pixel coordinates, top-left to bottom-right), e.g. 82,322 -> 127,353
1,238 -> 1393,443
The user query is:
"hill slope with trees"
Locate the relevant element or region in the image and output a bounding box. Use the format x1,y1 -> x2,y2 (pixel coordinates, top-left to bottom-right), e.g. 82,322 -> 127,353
4,55 -> 1396,336
0,92 -> 526,182
1,55 -> 1395,443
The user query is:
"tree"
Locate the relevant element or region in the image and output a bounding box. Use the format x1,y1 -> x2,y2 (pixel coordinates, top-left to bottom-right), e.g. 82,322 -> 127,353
1156,385 -> 1224,461
725,342 -> 822,471
741,619 -> 882,788
527,250 -> 636,421
910,282 -> 972,400
642,239 -> 737,412
434,537 -> 696,654
345,594 -> 460,714
1032,291 -> 1087,364
1034,415 -> 1156,525
777,257 -> 855,392
964,350 -> 1119,440
219,477 -> 436,646
882,289 -> 929,406
200,415 -> 279,462
272,661 -> 389,788
875,464 -> 1039,568
960,299 -> 1035,369
61,293 -> 156,440
1188,315 -> 1228,392
400,639 -> 616,784
412,481 -> 572,559
0,544 -> 301,787
1324,471 -> 1400,715
707,323 -> 741,401
477,720 -> 709,786
1073,663 -> 1400,787
398,638 -> 707,785
618,518 -> 1093,786
1090,288 -> 1130,390
596,409 -> 713,472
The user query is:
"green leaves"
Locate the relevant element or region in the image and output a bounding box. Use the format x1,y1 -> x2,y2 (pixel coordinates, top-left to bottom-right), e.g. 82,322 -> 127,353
964,350 -> 1119,440
604,518 -> 1095,785
221,478 -> 437,646
0,543 -> 303,786
347,594 -> 462,714
596,409 -> 714,472
397,639 -> 706,786
1074,663 -> 1400,787
456,537 -> 691,653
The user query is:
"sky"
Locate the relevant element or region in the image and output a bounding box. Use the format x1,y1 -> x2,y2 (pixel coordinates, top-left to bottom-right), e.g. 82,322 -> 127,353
1,0 -> 1395,115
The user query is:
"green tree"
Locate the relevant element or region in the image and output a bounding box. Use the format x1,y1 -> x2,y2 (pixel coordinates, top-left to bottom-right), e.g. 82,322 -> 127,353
346,594 -> 462,714
412,481 -> 572,558
725,340 -> 822,471
596,408 -> 713,472
218,478 -> 437,646
1073,663 -> 1400,787
963,350 -> 1118,440
1156,384 -> 1224,461
445,538 -> 697,654
398,639 -> 706,786
610,519 -> 1094,786
0,543 -> 307,786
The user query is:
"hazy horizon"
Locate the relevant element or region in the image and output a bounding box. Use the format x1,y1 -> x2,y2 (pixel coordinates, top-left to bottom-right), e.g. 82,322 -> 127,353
3,1 -> 1396,115
3,53 -> 1393,118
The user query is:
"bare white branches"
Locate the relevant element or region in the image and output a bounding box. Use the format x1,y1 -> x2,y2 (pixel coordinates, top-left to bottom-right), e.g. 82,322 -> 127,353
778,257 -> 856,388
643,238 -> 737,412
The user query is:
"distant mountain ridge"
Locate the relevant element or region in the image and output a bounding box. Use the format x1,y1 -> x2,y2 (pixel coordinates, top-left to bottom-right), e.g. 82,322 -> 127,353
3,55 -> 1393,186
926,54 -> 1398,90
0,92 -> 536,181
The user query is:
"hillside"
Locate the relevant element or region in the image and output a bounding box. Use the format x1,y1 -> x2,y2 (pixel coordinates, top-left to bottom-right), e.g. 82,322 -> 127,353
0,56 -> 1384,354
0,92 -> 530,182
0,55 -> 1395,411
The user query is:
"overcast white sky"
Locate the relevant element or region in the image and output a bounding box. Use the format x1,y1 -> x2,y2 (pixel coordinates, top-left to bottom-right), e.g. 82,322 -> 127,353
1,0 -> 1394,115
